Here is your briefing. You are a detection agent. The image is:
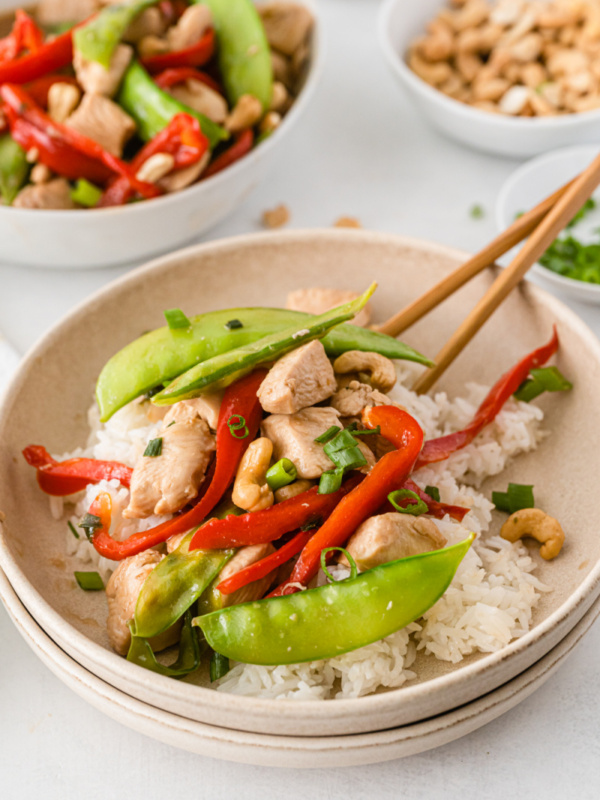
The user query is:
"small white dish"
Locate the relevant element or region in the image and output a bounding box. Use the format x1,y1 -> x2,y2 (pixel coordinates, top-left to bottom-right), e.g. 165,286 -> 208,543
0,0 -> 322,269
496,145 -> 600,305
378,0 -> 600,158
2,567 -> 598,767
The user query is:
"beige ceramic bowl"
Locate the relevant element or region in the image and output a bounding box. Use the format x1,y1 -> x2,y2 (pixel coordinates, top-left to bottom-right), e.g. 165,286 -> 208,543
1,230 -> 600,736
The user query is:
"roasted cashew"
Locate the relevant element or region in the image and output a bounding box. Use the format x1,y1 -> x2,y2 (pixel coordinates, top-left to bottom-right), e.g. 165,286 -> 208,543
274,479 -> 313,503
333,351 -> 396,393
225,94 -> 263,133
500,508 -> 565,560
232,438 -> 274,512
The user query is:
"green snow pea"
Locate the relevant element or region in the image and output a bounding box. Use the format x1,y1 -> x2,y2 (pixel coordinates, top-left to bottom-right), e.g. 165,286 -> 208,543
153,284 -> 377,403
96,306 -> 432,421
127,609 -> 201,678
74,0 -> 160,68
200,0 -> 273,110
195,534 -> 475,665
0,134 -> 30,206
117,60 -> 228,147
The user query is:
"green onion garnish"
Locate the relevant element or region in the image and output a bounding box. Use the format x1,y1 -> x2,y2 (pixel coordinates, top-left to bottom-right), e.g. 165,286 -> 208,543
566,197 -> 596,228
266,458 -> 297,491
316,425 -> 370,494
492,483 -> 534,514
70,178 -> 102,208
314,425 -> 340,444
67,521 -> 80,539
514,367 -> 573,403
164,308 -> 192,330
388,489 -> 428,516
74,571 -> 104,591
320,547 -> 357,583
144,438 -> 163,457
78,512 -> 102,541
227,414 -> 249,439
424,485 -> 440,503
224,319 -> 243,330
318,468 -> 344,494
209,649 -> 230,682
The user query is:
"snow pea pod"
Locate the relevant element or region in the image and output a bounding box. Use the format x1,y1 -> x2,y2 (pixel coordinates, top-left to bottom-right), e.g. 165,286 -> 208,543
127,609 -> 201,677
200,0 -> 273,110
75,0 -> 160,68
195,534 -> 475,665
0,133 -> 30,205
117,60 -> 228,147
154,284 -> 377,403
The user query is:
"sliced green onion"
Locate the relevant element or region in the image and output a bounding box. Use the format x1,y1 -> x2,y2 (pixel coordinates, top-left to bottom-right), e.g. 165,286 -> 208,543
266,458 -> 297,491
164,308 -> 192,330
388,489 -> 428,516
224,319 -> 243,330
314,425 -> 341,444
70,178 -> 102,208
318,468 -> 343,494
424,485 -> 441,503
492,483 -> 535,514
166,420 -> 176,428
144,437 -> 163,457
514,367 -> 573,403
320,547 -> 358,582
67,521 -> 80,539
74,571 -> 104,591
328,447 -> 367,472
78,512 -> 102,541
209,649 -> 230,682
348,424 -> 381,436
323,429 -> 357,455
227,414 -> 249,439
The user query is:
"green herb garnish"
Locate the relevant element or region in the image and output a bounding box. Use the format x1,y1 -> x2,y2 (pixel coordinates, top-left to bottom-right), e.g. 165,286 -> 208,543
320,547 -> 358,583
74,571 -> 104,591
266,458 -> 297,491
78,512 -> 102,541
566,197 -> 596,228
227,414 -> 249,439
514,367 -> 573,403
492,483 -> 534,514
164,308 -> 192,330
144,438 -> 163,457
67,521 -> 80,539
388,489 -> 428,516
424,485 -> 441,503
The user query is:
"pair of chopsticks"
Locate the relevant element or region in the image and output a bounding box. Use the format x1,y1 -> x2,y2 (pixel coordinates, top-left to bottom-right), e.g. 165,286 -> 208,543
376,153 -> 600,393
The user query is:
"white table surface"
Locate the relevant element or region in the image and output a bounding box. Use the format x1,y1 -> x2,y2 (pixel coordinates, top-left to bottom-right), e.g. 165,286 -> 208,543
1,1 -> 599,796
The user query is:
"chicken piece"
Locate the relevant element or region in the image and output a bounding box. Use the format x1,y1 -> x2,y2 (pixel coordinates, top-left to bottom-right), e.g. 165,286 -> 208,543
106,551 -> 181,656
168,80 -> 228,124
286,288 -> 371,327
330,380 -> 392,418
258,340 -> 337,414
167,3 -> 212,51
166,530 -> 189,554
163,390 -> 224,432
342,513 -> 447,571
73,44 -> 133,98
124,7 -> 166,43
258,3 -> 313,56
13,179 -> 76,210
37,0 -> 98,26
215,543 -> 276,607
123,417 -> 215,519
262,406 -> 374,478
65,93 -> 136,157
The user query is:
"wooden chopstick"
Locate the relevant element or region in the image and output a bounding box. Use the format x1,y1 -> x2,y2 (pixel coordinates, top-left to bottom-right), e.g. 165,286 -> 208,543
411,154 -> 600,394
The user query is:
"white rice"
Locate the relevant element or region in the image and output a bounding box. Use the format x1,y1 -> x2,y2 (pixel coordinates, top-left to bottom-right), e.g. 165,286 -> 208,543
53,364 -> 550,700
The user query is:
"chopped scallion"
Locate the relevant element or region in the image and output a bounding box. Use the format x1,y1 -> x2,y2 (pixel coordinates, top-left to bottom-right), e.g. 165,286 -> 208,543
67,520 -> 80,539
74,571 -> 104,591
314,425 -> 340,444
78,512 -> 102,541
424,485 -> 441,503
144,437 -> 163,457
318,468 -> 344,494
227,414 -> 249,439
388,489 -> 428,516
492,483 -> 535,514
224,319 -> 243,330
320,547 -> 357,583
266,458 -> 297,491
514,366 -> 573,403
164,308 -> 192,330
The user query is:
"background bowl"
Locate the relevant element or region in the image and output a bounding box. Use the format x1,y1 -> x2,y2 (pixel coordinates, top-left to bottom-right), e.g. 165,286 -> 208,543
1,229 -> 600,736
378,0 -> 600,158
496,145 -> 600,304
0,0 -> 321,269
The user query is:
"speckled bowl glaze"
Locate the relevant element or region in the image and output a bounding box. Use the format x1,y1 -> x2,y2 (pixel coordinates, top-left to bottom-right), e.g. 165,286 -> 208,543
1,230 -> 600,736
1,567 -> 598,766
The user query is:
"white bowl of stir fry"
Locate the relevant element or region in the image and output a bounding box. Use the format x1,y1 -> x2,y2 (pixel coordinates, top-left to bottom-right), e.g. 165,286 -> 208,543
1,229 -> 600,737
0,0 -> 321,268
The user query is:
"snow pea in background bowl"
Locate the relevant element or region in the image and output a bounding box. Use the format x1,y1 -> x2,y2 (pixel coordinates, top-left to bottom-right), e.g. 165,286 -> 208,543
1,229 -> 600,739
0,0 -> 322,269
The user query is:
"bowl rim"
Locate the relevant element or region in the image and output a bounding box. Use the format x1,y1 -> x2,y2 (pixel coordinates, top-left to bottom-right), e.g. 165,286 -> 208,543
378,0 -> 600,131
496,144 -> 600,295
1,228 -> 600,719
0,0 -> 323,220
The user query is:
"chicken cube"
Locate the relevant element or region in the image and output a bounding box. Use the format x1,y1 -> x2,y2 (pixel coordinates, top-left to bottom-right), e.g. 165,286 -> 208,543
212,543 -> 277,607
285,288 -> 371,327
13,179 -> 76,210
258,340 -> 337,414
330,380 -> 392,418
73,44 -> 133,98
168,80 -> 228,124
258,3 -> 313,56
123,417 -> 215,519
163,391 -> 224,432
342,513 -> 447,571
65,93 -> 136,157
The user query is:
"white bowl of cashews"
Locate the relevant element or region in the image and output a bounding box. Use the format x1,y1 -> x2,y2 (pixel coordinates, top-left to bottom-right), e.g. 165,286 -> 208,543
378,0 -> 600,158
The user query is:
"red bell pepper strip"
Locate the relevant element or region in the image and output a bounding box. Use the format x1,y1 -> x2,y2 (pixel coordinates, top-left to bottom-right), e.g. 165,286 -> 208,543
273,409 -> 425,595
141,28 -> 215,74
22,445 -> 132,497
1,84 -> 159,198
0,28 -> 73,85
203,129 -> 254,180
84,369 -> 267,561
99,112 -> 209,207
154,66 -> 221,94
189,477 -> 362,551
25,74 -> 79,108
216,529 -> 314,596
0,10 -> 44,62
415,328 -> 559,470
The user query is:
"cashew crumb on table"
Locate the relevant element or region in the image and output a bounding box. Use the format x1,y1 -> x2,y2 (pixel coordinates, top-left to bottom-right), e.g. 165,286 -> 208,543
262,204 -> 290,228
334,216 -> 362,228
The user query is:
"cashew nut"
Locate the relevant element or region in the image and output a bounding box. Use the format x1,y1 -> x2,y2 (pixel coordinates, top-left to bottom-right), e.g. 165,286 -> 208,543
274,479 -> 313,503
500,508 -> 565,560
167,4 -> 212,52
232,438 -> 274,512
333,351 -> 397,393
136,153 -> 175,184
225,94 -> 263,133
48,82 -> 81,124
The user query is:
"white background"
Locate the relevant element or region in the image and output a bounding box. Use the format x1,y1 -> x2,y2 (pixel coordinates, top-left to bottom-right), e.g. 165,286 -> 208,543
1,1 -> 599,796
